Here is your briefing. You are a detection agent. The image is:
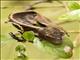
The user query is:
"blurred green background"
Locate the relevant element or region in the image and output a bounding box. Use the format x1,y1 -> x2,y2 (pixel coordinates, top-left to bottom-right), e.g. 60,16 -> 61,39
1,1 -> 80,60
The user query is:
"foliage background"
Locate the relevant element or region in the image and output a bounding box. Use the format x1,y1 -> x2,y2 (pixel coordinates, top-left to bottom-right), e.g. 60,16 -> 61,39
1,1 -> 80,60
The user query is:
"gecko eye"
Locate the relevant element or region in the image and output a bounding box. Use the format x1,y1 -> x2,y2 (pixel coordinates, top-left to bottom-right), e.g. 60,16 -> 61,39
31,13 -> 37,19
33,13 -> 37,17
29,11 -> 37,17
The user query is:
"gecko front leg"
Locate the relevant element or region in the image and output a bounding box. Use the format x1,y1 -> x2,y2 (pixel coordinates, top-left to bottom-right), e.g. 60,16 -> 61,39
9,32 -> 26,42
9,31 -> 34,43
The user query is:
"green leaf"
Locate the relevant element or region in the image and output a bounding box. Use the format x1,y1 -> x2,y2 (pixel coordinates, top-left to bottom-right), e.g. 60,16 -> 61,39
22,31 -> 35,41
15,45 -> 28,60
68,2 -> 80,10
15,45 -> 26,52
33,36 -> 73,58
